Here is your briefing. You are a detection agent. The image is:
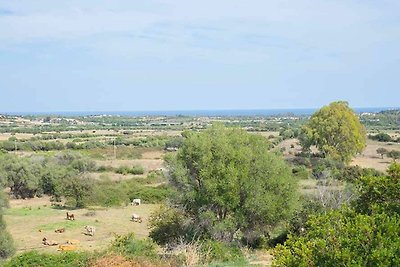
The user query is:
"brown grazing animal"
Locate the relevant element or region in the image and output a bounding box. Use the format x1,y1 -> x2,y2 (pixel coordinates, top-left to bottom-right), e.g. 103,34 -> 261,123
58,244 -> 77,251
42,237 -> 58,246
66,212 -> 75,220
55,228 -> 65,233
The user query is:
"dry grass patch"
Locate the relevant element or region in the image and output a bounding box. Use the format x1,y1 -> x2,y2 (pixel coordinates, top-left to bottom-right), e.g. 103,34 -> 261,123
351,140 -> 400,172
4,197 -> 159,254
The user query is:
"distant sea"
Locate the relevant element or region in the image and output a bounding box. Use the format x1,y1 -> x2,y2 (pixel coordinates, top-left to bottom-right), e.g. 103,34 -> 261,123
1,107 -> 398,117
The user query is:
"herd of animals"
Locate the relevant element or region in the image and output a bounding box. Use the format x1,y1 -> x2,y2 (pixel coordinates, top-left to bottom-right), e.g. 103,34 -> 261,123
41,199 -> 143,251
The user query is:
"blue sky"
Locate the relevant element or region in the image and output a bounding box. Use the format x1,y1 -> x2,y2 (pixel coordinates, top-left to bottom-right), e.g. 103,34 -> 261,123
0,0 -> 399,112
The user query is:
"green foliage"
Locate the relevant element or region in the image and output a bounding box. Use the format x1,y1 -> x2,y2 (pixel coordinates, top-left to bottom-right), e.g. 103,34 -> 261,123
167,124 -> 299,245
3,251 -> 90,267
339,165 -> 382,183
273,209 -> 400,267
353,163 -> 400,215
63,175 -> 93,208
0,155 -> 42,199
387,150 -> 400,161
127,184 -> 173,204
0,188 -> 15,260
110,233 -> 158,259
202,240 -> 245,263
0,140 -> 65,152
88,178 -> 173,207
291,166 -> 310,180
368,132 -> 393,142
149,205 -> 191,246
300,101 -> 367,163
115,165 -> 145,175
0,230 -> 15,260
311,158 -> 344,180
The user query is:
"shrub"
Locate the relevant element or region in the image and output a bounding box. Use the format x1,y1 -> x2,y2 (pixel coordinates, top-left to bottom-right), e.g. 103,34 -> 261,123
0,228 -> 15,260
115,165 -> 144,175
368,132 -> 392,142
3,251 -> 90,267
292,166 -> 309,180
273,209 -> 400,267
202,240 -> 245,263
149,206 -> 192,246
110,233 -> 158,259
353,163 -> 400,215
127,185 -> 174,204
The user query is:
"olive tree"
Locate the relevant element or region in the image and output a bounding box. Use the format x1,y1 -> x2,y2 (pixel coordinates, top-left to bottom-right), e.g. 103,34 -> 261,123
166,124 -> 299,245
376,147 -> 388,159
300,101 -> 366,163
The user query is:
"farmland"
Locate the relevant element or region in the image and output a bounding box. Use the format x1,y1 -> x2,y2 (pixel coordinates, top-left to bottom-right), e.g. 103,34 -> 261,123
0,109 -> 399,266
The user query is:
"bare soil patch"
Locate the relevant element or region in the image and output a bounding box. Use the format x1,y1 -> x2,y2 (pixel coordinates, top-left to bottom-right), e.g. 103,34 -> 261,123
351,140 -> 400,172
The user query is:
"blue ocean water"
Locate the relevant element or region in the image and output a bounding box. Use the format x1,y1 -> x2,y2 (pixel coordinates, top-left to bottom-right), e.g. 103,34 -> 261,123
2,107 -> 397,117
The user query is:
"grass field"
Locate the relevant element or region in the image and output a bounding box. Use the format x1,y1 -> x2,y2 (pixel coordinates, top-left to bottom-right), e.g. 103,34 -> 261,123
4,197 -> 159,254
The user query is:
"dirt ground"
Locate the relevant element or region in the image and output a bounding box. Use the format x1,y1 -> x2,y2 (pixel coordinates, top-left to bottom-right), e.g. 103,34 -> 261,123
94,149 -> 165,175
350,140 -> 400,172
4,197 -> 159,254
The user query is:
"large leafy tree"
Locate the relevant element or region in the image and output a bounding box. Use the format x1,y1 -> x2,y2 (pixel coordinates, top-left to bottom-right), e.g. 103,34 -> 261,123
300,101 -> 366,163
167,124 -> 298,244
0,156 -> 42,199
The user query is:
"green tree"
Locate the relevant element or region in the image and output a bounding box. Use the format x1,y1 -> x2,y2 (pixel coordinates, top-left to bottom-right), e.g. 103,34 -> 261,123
166,124 -> 299,245
0,156 -> 42,199
300,101 -> 366,163
62,175 -> 93,208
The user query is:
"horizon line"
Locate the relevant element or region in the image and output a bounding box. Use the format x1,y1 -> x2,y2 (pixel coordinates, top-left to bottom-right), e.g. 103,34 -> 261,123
1,106 -> 398,117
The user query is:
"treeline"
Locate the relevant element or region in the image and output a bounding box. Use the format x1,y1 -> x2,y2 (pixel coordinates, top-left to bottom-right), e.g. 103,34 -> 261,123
368,132 -> 400,142
361,109 -> 400,130
0,136 -> 183,152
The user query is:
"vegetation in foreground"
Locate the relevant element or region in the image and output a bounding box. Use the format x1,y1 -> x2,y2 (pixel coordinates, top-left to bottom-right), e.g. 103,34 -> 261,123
0,102 -> 399,266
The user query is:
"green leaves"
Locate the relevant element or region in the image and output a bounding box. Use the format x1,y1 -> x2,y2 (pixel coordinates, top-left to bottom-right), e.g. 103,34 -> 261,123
273,209 -> 400,267
301,101 -> 367,163
168,124 -> 299,245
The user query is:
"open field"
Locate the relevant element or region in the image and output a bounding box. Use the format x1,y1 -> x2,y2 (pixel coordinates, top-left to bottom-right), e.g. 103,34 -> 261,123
4,197 -> 159,254
351,140 -> 400,172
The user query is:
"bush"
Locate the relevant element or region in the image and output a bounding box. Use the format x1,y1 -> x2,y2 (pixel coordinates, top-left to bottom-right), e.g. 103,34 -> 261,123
127,184 -> 174,204
3,251 -> 90,267
202,240 -> 245,263
273,209 -> 400,267
311,158 -> 344,180
368,132 -> 392,142
0,228 -> 15,260
110,233 -> 158,259
353,163 -> 400,215
115,165 -> 144,175
149,206 -> 192,246
340,165 -> 382,183
292,166 -> 309,180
